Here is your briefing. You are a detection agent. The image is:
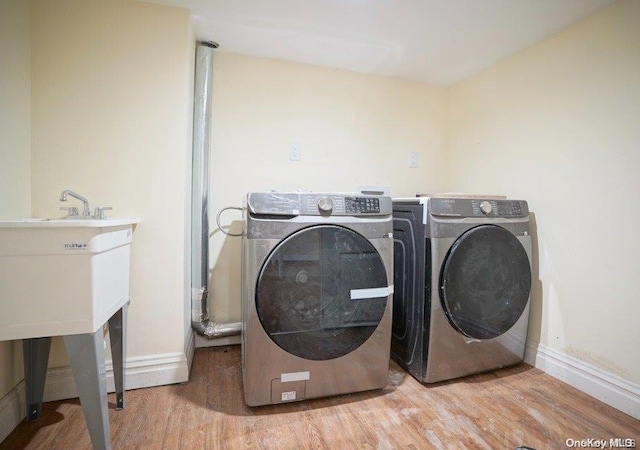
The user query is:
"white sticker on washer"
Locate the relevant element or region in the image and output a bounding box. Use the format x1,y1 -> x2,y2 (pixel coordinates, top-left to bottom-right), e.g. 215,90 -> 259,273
350,286 -> 393,300
281,371 -> 310,382
282,391 -> 297,401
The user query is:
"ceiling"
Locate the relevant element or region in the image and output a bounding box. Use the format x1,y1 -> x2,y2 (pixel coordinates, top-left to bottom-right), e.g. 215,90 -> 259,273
144,0 -> 616,86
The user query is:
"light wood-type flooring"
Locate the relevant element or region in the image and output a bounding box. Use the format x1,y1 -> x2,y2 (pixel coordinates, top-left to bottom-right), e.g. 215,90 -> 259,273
1,345 -> 638,449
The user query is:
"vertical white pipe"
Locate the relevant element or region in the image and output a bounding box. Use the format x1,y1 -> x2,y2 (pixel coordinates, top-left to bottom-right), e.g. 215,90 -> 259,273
190,42 -> 241,338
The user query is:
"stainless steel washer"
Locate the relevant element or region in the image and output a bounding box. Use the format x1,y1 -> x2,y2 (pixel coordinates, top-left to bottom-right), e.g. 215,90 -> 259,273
242,192 -> 394,406
392,196 -> 532,383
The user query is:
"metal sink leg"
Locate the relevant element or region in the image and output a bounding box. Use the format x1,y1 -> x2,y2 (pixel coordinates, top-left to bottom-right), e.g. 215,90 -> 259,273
22,337 -> 52,422
108,302 -> 128,410
64,330 -> 110,450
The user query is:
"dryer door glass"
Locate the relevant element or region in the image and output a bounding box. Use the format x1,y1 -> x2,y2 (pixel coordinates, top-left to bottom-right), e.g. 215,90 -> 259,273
256,225 -> 388,361
439,224 -> 531,340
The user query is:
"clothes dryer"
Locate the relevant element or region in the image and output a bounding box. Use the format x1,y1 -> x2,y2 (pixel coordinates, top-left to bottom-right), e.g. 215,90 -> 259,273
392,197 -> 532,383
242,192 -> 394,406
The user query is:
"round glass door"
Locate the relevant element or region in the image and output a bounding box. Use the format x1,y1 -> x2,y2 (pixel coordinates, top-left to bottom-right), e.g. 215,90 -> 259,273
439,224 -> 531,340
256,225 -> 388,361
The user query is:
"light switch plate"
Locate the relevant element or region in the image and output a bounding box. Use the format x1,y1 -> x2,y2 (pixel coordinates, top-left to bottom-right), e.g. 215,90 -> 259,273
408,151 -> 418,168
289,143 -> 302,161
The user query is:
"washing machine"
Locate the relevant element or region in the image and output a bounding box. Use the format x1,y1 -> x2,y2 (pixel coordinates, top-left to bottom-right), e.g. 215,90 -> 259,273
391,196 -> 532,383
242,192 -> 394,406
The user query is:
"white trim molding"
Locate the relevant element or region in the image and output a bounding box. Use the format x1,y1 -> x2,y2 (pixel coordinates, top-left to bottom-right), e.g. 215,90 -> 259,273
525,341 -> 640,420
0,349 -> 190,443
0,382 -> 26,444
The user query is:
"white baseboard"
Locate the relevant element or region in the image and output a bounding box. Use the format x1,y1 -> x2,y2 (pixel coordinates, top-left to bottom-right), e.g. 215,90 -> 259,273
0,348 -> 191,443
525,341 -> 640,420
0,382 -> 26,444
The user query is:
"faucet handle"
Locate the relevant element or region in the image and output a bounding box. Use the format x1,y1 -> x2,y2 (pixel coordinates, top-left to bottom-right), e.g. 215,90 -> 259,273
60,206 -> 79,217
93,206 -> 112,219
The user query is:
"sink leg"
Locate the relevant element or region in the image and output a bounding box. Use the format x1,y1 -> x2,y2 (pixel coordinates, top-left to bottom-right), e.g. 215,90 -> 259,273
22,337 -> 51,422
64,331 -> 111,450
108,301 -> 128,410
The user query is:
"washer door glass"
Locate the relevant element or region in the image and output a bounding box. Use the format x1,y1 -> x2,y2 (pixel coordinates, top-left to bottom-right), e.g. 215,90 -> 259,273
256,225 -> 388,361
439,224 -> 531,340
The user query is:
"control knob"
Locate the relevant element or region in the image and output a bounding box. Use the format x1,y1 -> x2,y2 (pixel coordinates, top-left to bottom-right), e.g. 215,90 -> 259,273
317,197 -> 333,214
479,201 -> 492,215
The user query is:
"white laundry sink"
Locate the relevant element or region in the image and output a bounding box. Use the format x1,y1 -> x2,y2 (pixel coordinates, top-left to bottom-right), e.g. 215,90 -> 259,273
0,218 -> 140,341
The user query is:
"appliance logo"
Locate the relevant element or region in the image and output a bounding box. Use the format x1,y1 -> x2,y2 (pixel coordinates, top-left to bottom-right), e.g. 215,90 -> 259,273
64,242 -> 87,250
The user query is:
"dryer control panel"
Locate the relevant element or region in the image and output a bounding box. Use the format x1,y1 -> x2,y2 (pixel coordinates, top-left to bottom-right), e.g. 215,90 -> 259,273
429,198 -> 529,218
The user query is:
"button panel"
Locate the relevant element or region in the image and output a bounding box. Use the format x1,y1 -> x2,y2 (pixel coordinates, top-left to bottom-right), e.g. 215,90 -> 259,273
345,197 -> 380,214
498,201 -> 523,216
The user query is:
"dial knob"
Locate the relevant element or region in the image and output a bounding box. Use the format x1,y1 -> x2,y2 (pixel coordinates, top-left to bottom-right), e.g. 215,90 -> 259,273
479,201 -> 492,215
317,197 -> 333,214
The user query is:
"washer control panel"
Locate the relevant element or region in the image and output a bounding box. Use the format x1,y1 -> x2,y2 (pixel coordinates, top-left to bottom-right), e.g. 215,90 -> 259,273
345,197 -> 380,214
430,198 -> 528,218
247,192 -> 392,217
299,194 -> 388,216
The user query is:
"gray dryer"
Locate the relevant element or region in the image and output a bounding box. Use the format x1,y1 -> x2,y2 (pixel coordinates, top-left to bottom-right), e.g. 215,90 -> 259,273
392,196 -> 533,383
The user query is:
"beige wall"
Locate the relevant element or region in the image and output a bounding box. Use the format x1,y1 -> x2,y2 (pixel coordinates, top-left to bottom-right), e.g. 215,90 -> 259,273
29,0 -> 192,368
0,0 -> 31,219
0,0 -> 31,400
208,53 -> 448,323
447,0 -> 640,382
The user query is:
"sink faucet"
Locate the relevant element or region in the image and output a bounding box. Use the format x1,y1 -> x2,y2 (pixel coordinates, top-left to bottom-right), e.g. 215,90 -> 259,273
59,189 -> 91,217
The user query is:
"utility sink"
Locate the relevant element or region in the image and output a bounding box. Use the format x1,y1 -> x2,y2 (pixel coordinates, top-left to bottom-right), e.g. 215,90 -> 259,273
0,218 -> 140,341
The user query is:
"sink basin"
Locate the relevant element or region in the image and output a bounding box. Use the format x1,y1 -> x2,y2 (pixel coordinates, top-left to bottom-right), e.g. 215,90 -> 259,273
0,218 -> 140,341
0,218 -> 138,227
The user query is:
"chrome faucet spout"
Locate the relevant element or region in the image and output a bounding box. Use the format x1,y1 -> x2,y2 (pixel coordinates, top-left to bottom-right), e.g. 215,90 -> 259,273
59,189 -> 91,217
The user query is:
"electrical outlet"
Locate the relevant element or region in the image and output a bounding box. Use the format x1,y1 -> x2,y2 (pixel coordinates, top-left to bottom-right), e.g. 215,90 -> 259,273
289,143 -> 302,161
408,151 -> 418,168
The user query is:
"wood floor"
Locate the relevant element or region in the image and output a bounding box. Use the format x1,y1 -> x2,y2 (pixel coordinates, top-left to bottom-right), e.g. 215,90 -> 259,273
1,345 -> 638,449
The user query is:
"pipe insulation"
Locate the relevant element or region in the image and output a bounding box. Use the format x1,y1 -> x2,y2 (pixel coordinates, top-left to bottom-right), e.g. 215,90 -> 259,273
191,41 -> 241,339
